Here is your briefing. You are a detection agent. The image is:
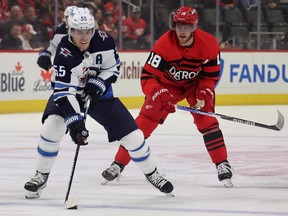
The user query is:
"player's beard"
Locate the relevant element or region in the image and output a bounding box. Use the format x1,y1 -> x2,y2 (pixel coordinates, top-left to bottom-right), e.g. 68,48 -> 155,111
176,32 -> 194,47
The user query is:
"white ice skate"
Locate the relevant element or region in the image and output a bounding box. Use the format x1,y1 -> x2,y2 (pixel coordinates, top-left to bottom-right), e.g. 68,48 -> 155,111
24,171 -> 49,199
217,161 -> 233,188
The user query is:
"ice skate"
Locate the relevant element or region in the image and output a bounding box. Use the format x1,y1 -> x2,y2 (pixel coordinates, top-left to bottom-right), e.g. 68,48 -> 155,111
145,169 -> 174,194
24,171 -> 49,199
216,160 -> 233,188
101,161 -> 125,185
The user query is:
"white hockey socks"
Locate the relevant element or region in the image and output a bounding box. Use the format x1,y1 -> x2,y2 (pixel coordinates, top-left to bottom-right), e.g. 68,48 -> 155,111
35,115 -> 66,173
120,129 -> 155,174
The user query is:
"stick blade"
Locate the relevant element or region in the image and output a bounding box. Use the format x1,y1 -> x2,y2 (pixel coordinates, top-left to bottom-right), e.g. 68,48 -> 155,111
275,110 -> 285,131
64,197 -> 79,210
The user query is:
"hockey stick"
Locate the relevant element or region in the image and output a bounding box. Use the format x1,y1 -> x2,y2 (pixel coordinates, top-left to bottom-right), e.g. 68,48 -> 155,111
176,105 -> 284,131
64,98 -> 91,210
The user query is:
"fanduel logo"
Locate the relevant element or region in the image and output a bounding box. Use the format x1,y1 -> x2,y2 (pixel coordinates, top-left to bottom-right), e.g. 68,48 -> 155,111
230,64 -> 288,83
215,58 -> 224,88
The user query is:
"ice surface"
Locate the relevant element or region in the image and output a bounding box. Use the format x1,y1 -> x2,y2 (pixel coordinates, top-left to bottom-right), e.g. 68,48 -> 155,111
0,105 -> 287,216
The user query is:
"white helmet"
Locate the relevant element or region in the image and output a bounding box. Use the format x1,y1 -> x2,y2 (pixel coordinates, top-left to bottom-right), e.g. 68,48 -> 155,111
68,7 -> 95,32
64,6 -> 75,17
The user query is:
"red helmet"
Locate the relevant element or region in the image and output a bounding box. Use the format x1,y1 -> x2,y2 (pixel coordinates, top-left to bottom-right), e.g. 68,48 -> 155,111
173,6 -> 199,28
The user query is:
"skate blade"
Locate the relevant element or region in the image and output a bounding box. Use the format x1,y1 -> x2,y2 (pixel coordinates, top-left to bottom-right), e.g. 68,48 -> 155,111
101,176 -> 121,185
65,197 -> 79,209
101,180 -> 109,185
166,192 -> 175,197
25,190 -> 41,199
221,179 -> 233,188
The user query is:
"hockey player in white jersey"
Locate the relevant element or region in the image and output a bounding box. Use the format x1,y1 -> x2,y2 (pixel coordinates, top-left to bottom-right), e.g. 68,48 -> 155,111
24,7 -> 174,199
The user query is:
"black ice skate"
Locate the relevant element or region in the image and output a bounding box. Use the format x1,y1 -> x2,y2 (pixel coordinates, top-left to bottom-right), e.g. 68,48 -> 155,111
216,160 -> 233,188
24,171 -> 49,199
101,161 -> 125,184
145,169 -> 174,194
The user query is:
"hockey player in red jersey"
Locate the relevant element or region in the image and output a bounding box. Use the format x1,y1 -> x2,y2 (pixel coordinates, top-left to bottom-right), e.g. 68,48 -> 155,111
102,6 -> 233,187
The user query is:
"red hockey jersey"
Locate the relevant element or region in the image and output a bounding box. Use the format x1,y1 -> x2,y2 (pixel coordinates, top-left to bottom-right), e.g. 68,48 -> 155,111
141,29 -> 221,99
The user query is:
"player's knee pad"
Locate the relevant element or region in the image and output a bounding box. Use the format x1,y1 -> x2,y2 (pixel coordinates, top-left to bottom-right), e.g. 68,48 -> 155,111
38,115 -> 66,157
120,129 -> 151,162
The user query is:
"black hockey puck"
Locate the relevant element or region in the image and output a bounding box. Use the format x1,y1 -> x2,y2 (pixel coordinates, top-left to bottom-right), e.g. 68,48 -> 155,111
67,205 -> 78,210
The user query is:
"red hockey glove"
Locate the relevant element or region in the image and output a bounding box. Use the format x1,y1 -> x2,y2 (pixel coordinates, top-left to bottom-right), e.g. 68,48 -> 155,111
193,88 -> 214,110
151,87 -> 176,113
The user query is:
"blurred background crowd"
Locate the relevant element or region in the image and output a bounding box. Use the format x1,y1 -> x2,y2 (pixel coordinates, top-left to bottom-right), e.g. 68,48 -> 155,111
0,0 -> 288,51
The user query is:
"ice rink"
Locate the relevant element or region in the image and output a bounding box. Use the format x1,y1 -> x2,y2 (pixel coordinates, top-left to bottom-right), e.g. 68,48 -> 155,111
0,105 -> 287,216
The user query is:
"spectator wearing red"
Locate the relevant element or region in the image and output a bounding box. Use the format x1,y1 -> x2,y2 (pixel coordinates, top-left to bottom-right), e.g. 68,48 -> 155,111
0,0 -> 9,21
122,6 -> 147,49
19,23 -> 43,50
99,11 -> 114,34
104,0 -> 125,25
216,0 -> 238,9
21,5 -> 50,48
34,0 -> 57,34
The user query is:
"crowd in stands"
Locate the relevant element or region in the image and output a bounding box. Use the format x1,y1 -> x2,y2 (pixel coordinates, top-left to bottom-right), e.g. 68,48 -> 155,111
195,0 -> 288,49
0,0 -> 288,50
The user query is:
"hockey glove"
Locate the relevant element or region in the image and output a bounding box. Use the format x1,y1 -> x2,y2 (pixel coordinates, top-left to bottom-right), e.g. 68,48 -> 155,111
86,66 -> 100,76
85,77 -> 106,102
193,87 -> 214,110
37,50 -> 52,70
65,114 -> 89,145
151,87 -> 176,113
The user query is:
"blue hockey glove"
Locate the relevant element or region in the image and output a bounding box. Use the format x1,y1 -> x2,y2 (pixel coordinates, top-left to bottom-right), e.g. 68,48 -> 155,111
37,50 -> 52,70
85,77 -> 106,102
65,114 -> 89,145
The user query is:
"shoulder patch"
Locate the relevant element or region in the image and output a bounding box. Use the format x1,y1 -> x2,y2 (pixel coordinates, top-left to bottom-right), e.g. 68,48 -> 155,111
98,30 -> 108,41
60,47 -> 73,58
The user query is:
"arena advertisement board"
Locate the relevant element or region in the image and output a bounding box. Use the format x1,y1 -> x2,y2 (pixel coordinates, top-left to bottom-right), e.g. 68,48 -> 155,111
0,52 -> 52,101
218,52 -> 288,94
0,51 -> 287,113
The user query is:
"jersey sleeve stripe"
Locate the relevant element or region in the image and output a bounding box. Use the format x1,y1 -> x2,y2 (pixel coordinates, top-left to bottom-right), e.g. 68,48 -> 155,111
54,82 -> 78,90
53,92 -> 75,101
